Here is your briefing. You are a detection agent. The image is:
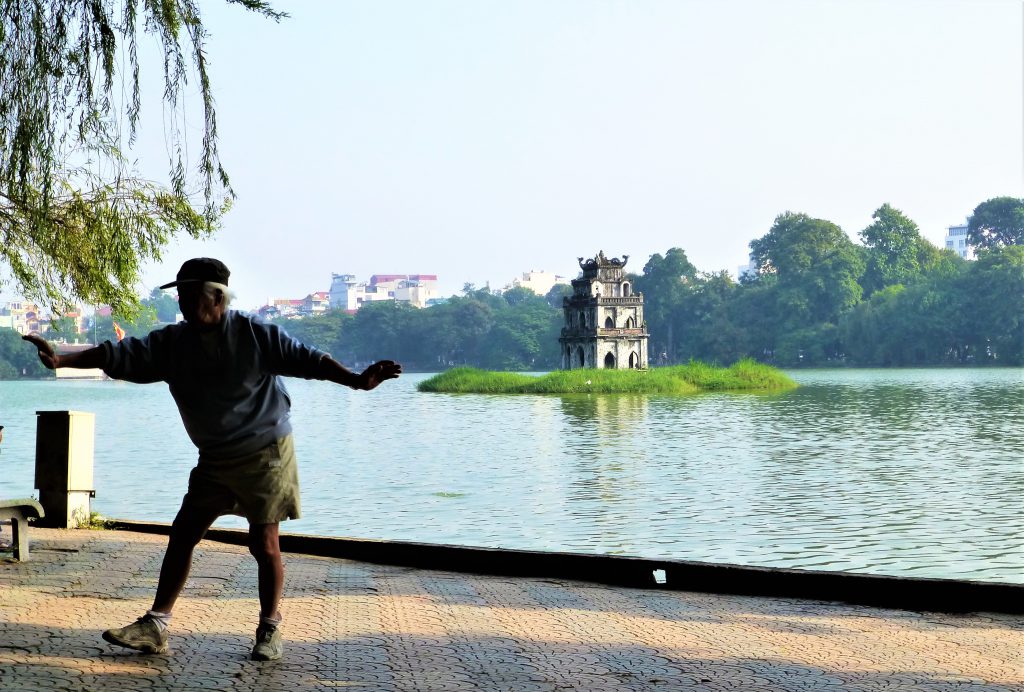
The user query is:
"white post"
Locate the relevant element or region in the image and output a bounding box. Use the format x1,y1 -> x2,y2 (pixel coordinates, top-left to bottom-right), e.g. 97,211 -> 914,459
34,411 -> 96,528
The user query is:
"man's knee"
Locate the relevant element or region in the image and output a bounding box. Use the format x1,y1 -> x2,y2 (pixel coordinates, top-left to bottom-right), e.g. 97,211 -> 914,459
168,511 -> 214,548
248,525 -> 281,562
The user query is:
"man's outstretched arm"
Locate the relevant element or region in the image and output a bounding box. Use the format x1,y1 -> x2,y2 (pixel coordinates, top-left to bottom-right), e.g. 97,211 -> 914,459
23,334 -> 107,370
316,356 -> 402,391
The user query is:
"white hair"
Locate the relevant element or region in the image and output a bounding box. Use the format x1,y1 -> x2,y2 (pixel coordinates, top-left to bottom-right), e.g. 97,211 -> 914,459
202,281 -> 234,307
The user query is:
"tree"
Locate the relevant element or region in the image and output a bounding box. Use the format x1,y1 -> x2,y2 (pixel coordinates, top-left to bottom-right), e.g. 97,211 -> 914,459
544,283 -> 573,309
960,246 -> 1024,364
633,248 -> 697,361
674,271 -> 742,362
281,309 -> 352,359
93,306 -> 159,342
0,1 -> 284,317
144,288 -> 179,324
859,204 -> 926,296
0,327 -> 51,378
749,212 -> 864,325
482,291 -> 562,370
444,297 -> 496,366
44,315 -> 79,338
501,286 -> 538,307
967,197 -> 1024,249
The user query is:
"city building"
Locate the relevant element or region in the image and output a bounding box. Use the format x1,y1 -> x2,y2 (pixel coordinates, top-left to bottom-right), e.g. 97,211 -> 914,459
559,251 -> 649,370
303,291 -> 330,315
0,300 -> 94,340
502,270 -> 570,296
0,301 -> 45,334
945,219 -> 975,260
328,273 -> 438,311
258,291 -> 331,320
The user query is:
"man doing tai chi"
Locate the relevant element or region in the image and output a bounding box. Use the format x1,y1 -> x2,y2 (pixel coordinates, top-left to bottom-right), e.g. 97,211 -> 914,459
25,258 -> 402,661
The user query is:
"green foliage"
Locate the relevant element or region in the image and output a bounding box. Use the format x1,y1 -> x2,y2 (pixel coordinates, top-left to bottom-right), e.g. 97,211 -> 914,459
84,512 -> 118,530
92,306 -> 159,342
749,212 -> 865,326
960,246 -> 1024,364
968,197 -> 1024,249
0,1 -> 284,317
860,203 -> 925,296
544,283 -> 574,308
632,248 -> 698,358
280,309 -> 353,359
838,267 -> 970,366
417,360 -> 796,394
44,315 -> 78,337
0,327 -> 50,378
147,288 -> 179,323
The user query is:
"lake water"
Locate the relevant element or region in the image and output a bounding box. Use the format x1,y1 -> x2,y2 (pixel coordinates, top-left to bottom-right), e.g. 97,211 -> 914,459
1,369 -> 1021,583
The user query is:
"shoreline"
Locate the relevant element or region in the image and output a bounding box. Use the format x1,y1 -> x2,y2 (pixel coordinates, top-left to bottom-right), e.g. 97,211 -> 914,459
110,519 -> 1024,615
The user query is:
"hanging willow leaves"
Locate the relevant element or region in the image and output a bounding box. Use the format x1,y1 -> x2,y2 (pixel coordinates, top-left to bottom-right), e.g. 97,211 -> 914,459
0,0 -> 285,316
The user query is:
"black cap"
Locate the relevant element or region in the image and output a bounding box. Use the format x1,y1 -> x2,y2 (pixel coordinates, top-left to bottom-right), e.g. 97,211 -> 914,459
159,258 -> 230,289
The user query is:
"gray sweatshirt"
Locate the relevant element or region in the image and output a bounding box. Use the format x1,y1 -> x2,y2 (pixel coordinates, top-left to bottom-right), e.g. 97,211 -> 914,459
102,311 -> 328,460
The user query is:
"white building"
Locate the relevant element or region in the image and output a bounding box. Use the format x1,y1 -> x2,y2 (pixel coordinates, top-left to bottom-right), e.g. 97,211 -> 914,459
329,273 -> 439,311
945,220 -> 974,260
737,255 -> 758,281
503,270 -> 570,296
328,274 -> 361,311
0,300 -> 45,334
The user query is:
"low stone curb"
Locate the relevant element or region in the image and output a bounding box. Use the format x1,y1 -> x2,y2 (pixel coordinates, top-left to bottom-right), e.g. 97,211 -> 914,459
111,519 -> 1023,615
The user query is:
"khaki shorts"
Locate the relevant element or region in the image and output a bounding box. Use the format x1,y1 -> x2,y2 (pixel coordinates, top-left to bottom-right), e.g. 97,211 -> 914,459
181,435 -> 301,524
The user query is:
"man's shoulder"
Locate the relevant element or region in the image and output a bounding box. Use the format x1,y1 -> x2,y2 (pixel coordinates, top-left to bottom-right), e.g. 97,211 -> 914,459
132,320 -> 186,343
228,309 -> 269,330
226,310 -> 283,342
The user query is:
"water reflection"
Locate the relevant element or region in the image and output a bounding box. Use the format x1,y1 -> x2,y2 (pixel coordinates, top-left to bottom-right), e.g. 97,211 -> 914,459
556,395 -> 653,551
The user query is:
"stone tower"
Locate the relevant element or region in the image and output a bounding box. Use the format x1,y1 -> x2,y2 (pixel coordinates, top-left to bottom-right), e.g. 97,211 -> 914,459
559,251 -> 649,370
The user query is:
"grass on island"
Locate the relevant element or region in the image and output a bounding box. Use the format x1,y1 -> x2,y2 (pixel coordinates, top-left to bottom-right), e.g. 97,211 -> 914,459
417,359 -> 797,394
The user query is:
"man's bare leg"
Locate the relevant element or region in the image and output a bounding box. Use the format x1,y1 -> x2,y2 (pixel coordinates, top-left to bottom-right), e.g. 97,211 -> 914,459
249,522 -> 283,620
248,522 -> 285,660
102,507 -> 218,653
152,508 -> 220,613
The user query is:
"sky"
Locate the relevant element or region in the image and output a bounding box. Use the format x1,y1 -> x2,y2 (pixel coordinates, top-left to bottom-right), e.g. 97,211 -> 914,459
32,0 -> 1024,309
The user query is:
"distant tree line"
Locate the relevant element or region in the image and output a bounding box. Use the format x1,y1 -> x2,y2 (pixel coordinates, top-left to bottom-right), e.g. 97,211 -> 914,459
1,196 -> 1020,377
281,197 -> 1024,370
635,199 -> 1022,367
283,284 -> 566,372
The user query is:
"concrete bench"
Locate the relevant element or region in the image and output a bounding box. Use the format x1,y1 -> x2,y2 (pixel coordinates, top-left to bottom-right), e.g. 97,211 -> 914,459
0,498 -> 45,561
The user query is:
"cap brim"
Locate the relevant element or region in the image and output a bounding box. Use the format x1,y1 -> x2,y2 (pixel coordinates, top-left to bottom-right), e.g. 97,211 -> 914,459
158,279 -> 205,290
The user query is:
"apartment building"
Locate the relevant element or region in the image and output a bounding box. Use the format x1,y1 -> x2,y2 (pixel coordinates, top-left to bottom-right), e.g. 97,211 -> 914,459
503,270 -> 570,296
944,220 -> 975,260
0,301 -> 45,334
328,273 -> 439,311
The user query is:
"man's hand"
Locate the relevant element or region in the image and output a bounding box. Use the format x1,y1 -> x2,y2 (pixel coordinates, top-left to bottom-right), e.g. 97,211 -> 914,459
355,360 -> 402,390
22,334 -> 60,370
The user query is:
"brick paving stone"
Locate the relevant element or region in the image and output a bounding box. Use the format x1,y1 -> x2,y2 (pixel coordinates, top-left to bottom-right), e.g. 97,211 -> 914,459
2,528 -> 1023,691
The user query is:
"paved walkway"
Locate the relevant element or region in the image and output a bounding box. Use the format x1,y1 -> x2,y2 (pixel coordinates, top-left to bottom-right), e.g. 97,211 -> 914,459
1,527 -> 1022,691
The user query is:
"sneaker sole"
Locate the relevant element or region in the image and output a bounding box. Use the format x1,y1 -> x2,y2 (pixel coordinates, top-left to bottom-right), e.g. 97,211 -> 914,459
102,630 -> 169,654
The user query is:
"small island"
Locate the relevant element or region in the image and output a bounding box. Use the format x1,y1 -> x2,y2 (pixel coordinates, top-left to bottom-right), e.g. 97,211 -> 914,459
420,251 -> 797,394
417,359 -> 797,394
